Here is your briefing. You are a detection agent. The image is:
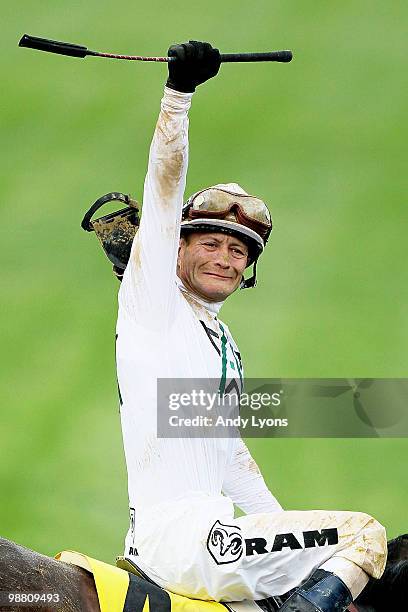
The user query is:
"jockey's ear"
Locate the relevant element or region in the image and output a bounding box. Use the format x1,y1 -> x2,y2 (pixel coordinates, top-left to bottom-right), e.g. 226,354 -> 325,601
178,235 -> 190,257
178,237 -> 186,269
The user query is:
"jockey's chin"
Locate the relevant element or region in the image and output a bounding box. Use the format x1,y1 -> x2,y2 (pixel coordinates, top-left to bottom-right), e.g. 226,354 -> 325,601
195,270 -> 242,302
177,232 -> 248,303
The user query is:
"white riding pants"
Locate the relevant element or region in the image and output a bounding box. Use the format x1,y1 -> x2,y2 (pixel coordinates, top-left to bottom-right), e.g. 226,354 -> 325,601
126,493 -> 387,602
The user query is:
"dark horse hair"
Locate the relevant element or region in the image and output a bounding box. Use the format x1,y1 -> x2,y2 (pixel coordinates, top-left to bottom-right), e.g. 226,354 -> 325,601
356,533 -> 408,610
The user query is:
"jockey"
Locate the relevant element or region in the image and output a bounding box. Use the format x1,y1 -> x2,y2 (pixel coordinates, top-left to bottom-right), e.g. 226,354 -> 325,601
116,41 -> 387,612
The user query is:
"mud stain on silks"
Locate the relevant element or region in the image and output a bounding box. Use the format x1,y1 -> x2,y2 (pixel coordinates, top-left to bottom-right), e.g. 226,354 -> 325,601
156,110 -> 179,144
155,110 -> 186,205
180,290 -> 215,325
247,456 -> 261,475
236,443 -> 261,475
155,150 -> 185,204
136,433 -> 161,471
130,236 -> 142,270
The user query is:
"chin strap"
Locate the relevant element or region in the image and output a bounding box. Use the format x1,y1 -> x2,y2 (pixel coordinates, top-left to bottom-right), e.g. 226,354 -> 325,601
240,259 -> 258,289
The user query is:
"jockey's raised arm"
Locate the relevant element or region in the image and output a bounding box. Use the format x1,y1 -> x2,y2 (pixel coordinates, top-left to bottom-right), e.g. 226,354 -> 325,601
119,42 -> 220,327
119,87 -> 192,326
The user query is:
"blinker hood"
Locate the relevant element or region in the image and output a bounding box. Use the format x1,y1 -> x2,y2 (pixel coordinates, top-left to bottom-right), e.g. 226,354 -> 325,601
81,192 -> 140,280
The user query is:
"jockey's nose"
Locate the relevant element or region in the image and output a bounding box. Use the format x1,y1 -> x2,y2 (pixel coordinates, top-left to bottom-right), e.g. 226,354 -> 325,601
214,244 -> 231,268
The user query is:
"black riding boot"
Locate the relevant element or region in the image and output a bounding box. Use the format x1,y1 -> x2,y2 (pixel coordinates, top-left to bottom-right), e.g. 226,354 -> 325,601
279,569 -> 353,612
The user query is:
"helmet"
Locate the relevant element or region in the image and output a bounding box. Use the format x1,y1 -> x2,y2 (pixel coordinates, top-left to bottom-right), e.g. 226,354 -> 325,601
181,183 -> 272,288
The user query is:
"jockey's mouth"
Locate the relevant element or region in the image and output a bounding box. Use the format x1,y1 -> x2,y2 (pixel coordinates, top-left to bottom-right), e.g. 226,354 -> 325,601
203,272 -> 234,279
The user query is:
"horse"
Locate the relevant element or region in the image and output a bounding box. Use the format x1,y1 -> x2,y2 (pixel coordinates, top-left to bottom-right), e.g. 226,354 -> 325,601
1,534 -> 407,612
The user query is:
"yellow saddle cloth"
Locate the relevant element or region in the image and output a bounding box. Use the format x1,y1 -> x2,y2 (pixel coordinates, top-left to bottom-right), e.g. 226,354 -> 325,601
56,551 -> 259,612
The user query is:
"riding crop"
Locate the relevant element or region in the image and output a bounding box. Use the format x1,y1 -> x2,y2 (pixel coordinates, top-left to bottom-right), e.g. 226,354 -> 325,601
19,34 -> 293,64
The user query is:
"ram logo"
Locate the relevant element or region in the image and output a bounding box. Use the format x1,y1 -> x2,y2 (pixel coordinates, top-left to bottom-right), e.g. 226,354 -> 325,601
207,520 -> 243,565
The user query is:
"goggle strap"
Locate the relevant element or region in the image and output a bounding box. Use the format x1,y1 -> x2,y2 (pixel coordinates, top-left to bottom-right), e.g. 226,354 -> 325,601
241,259 -> 258,289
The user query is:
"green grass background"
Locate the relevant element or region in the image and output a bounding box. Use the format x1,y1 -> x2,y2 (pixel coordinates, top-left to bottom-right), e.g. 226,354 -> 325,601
1,1 -> 407,563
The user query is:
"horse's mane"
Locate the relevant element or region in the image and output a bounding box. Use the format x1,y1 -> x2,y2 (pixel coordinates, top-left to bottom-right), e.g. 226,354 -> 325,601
356,534 -> 408,610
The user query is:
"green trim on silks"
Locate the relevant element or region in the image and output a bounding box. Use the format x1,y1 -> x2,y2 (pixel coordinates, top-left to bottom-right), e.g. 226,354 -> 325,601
232,349 -> 243,389
218,322 -> 228,394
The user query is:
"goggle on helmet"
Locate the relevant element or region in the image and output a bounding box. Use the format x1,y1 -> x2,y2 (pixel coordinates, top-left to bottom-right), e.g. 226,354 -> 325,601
181,184 -> 273,288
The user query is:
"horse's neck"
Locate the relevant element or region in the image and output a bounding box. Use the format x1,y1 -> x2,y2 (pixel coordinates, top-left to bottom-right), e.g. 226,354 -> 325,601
0,537 -> 99,612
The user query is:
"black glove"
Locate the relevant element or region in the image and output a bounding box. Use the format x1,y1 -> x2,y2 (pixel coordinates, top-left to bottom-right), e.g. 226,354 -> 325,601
166,40 -> 221,93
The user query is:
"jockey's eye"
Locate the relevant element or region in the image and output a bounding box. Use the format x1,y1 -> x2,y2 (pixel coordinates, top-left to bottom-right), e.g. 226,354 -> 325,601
202,241 -> 218,249
231,247 -> 247,258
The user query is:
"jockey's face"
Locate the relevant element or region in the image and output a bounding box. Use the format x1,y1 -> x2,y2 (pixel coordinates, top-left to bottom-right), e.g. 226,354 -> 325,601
177,232 -> 249,302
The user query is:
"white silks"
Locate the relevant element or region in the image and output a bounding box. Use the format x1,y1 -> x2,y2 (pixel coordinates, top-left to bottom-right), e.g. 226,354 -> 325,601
115,88 -> 386,602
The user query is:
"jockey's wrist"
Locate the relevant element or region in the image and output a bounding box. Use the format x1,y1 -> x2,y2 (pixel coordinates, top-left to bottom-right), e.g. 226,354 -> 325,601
162,86 -> 194,114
